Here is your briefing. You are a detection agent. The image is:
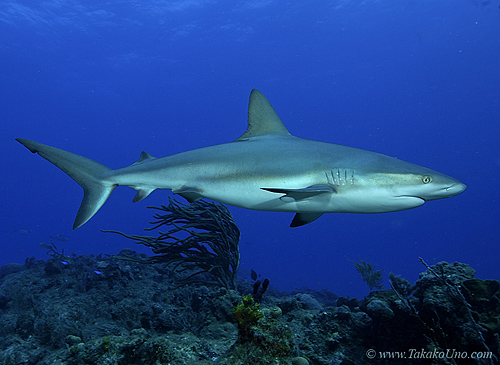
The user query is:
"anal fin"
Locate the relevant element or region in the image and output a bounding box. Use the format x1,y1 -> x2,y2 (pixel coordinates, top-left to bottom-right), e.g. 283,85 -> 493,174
133,187 -> 156,202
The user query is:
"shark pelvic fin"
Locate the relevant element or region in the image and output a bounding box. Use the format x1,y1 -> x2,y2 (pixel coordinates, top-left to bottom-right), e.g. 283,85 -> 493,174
173,187 -> 204,203
16,138 -> 116,229
290,212 -> 324,227
236,89 -> 291,141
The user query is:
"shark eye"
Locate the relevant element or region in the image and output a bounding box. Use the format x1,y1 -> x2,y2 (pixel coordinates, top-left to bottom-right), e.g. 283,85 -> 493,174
422,176 -> 432,184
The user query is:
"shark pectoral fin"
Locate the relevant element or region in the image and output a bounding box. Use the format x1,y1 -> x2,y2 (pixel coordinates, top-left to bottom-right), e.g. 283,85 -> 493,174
290,212 -> 324,227
173,187 -> 204,203
262,184 -> 336,201
133,187 -> 156,202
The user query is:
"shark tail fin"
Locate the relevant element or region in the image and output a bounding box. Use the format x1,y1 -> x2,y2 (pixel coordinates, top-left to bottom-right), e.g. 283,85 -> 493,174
16,138 -> 116,229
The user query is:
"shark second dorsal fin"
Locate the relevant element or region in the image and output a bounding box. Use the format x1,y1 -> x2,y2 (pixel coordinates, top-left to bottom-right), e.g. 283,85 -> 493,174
131,151 -> 155,166
236,89 -> 291,141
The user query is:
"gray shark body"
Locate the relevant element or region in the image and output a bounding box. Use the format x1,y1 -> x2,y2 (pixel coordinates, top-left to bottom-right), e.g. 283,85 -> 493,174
17,90 -> 466,229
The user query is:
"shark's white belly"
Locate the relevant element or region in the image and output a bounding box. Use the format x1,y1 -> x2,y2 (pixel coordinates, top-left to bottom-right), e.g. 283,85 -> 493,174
190,177 -> 425,214
206,187 -> 421,214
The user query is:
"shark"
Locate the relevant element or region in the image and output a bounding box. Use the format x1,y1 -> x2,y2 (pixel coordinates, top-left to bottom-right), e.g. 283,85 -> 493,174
16,89 -> 466,229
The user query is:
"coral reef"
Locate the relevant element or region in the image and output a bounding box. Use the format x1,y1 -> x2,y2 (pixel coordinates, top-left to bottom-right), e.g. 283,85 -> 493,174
0,254 -> 498,364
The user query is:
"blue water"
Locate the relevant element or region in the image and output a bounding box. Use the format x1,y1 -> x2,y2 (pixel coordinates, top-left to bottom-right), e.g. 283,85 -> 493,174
1,1 -> 499,298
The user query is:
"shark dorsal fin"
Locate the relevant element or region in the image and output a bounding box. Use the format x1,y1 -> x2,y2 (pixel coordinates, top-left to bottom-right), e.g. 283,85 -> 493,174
236,89 -> 291,141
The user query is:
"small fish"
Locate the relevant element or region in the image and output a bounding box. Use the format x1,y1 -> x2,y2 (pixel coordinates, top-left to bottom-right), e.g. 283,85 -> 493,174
250,269 -> 258,281
94,270 -> 102,275
60,261 -> 69,266
50,234 -> 71,242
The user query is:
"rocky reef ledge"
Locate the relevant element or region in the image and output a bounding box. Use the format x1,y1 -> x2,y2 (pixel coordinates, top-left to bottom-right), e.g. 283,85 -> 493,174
0,252 -> 498,364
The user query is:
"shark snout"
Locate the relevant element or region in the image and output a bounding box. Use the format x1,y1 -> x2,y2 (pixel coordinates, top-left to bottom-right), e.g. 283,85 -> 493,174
444,182 -> 467,197
423,180 -> 466,201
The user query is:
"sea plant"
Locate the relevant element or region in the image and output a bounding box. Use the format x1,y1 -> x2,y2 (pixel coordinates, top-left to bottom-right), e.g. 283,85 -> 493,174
352,259 -> 383,291
232,294 -> 262,342
103,197 -> 240,289
40,241 -> 66,261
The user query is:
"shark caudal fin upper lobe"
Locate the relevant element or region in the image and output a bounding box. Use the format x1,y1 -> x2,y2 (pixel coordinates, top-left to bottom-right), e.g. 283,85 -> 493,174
16,138 -> 116,229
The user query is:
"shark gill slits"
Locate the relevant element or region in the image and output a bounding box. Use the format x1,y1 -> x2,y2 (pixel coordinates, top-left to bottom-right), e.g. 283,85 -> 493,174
422,176 -> 432,184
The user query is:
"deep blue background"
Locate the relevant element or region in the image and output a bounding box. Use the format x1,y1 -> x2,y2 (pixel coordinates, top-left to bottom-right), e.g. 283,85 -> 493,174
1,1 -> 499,298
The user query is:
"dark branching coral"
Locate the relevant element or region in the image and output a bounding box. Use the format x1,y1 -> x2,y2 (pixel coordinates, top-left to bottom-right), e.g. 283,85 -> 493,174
388,258 -> 499,365
103,198 -> 240,289
352,259 -> 383,291
417,258 -> 497,364
39,241 -> 66,261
